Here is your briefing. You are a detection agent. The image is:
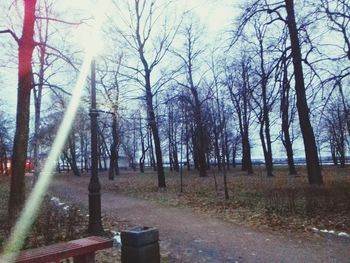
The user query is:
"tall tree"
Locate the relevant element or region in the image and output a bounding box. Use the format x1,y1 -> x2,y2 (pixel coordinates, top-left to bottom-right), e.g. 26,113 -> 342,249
175,22 -> 209,177
224,56 -> 254,174
0,0 -> 37,220
284,0 -> 322,184
113,0 -> 179,187
252,21 -> 279,177
233,0 -> 323,183
280,54 -> 297,175
99,56 -> 124,180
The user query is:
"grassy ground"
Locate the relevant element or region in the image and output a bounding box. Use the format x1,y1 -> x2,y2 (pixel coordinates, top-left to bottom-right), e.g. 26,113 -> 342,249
104,165 -> 350,234
0,176 -> 89,252
0,177 -> 9,248
1,165 -> 349,260
0,176 -> 126,262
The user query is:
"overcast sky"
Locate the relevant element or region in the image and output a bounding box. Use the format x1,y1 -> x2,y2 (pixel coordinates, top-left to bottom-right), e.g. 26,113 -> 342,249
0,0 -> 313,159
0,0 -> 237,111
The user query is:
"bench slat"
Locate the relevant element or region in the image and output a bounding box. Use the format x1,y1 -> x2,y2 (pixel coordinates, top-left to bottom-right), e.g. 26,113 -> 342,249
15,236 -> 113,263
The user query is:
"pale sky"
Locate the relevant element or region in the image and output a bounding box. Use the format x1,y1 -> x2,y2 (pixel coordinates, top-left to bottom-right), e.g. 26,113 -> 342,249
1,0 -> 236,112
0,0 -> 311,159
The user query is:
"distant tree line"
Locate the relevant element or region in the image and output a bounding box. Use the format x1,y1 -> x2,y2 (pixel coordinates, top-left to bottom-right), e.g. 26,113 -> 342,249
1,0 -> 350,219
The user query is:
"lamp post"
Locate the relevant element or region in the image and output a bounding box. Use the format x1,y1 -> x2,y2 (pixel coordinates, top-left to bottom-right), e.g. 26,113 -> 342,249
88,58 -> 104,235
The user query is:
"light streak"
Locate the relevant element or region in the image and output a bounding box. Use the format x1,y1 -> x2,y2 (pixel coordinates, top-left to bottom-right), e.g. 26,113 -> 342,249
0,2 -> 105,262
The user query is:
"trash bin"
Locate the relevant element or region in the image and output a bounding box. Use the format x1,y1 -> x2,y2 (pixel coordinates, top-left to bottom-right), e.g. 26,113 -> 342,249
121,226 -> 160,263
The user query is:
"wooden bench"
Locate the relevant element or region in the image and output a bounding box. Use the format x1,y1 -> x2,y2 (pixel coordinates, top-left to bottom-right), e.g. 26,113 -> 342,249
15,236 -> 113,263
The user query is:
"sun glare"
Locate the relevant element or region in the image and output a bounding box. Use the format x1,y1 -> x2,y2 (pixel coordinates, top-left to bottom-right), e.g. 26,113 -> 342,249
75,7 -> 105,57
0,2 -> 106,262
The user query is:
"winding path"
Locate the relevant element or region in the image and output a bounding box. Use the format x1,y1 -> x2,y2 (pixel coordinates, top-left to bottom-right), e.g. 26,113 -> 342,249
50,176 -> 350,263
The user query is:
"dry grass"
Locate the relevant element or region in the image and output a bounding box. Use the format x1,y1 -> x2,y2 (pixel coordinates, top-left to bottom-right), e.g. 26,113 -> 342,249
0,165 -> 348,257
0,176 -> 129,262
104,165 -> 350,233
0,177 -> 89,252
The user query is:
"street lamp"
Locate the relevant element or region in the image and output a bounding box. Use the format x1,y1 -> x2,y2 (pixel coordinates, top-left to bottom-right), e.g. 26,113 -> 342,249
88,59 -> 104,235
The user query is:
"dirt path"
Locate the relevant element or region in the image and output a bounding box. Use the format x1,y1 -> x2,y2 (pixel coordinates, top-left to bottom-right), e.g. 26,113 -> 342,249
50,176 -> 350,263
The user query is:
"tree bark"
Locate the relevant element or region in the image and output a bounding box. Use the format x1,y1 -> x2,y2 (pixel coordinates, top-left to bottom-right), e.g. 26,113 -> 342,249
281,57 -> 297,175
68,135 -> 81,176
9,0 -> 37,221
32,45 -> 45,185
109,114 -> 119,180
148,128 -> 156,171
145,73 -> 165,187
285,0 -> 322,184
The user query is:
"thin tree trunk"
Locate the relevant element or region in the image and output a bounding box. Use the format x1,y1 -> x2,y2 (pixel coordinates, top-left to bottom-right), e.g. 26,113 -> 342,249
32,45 -> 45,185
281,58 -> 297,175
68,135 -> 81,176
148,128 -> 156,171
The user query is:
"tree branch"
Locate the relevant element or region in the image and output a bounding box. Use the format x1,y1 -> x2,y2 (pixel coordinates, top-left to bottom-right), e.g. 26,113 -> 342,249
0,29 -> 19,43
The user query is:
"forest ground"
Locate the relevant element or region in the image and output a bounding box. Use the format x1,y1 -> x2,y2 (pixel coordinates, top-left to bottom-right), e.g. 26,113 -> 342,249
47,166 -> 350,262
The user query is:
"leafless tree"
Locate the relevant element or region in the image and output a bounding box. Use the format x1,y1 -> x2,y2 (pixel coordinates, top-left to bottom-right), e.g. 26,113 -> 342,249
279,53 -> 298,175
174,21 -> 210,177
99,55 -> 127,179
111,0 -> 180,188
232,0 -> 323,183
224,55 -> 254,174
0,108 -> 12,176
0,0 -> 38,220
323,96 -> 348,167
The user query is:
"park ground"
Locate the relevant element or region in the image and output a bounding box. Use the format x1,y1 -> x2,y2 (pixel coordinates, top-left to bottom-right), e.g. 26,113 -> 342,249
1,166 -> 350,262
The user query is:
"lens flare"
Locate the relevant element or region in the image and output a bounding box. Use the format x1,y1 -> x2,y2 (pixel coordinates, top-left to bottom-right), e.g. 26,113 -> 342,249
0,3 -> 105,263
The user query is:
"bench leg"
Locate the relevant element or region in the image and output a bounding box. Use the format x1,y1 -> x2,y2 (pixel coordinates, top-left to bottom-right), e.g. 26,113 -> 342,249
73,252 -> 95,263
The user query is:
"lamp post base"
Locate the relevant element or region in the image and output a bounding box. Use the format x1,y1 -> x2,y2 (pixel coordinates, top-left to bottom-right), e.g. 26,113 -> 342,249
88,192 -> 104,235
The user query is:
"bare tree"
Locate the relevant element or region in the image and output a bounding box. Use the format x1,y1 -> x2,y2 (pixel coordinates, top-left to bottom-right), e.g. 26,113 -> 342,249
233,0 -> 323,183
0,0 -> 37,220
165,95 -> 180,172
0,108 -> 12,176
249,20 -> 280,177
321,0 -> 350,62
112,0 -> 180,188
122,116 -> 138,171
99,55 -> 126,180
323,96 -> 347,168
224,55 -> 254,174
31,0 -> 80,183
175,22 -> 210,177
138,110 -> 149,173
280,54 -> 297,175
284,0 -> 322,184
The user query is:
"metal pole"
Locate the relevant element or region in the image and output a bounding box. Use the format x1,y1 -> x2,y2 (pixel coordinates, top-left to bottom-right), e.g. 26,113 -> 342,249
88,59 -> 104,235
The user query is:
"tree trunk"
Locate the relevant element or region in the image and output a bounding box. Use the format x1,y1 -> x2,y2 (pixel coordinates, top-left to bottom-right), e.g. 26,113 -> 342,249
232,145 -> 236,168
225,132 -> 230,170
281,57 -> 297,175
109,114 -> 119,180
330,141 -> 338,166
336,107 -> 346,168
68,135 -> 81,176
32,45 -> 45,185
148,128 -> 156,171
172,145 -> 179,172
213,126 -> 221,171
109,142 -> 116,180
139,117 -> 147,173
8,0 -> 37,221
192,91 -> 207,177
145,73 -> 165,188
258,35 -> 274,177
285,0 -> 322,184
242,128 -> 253,174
